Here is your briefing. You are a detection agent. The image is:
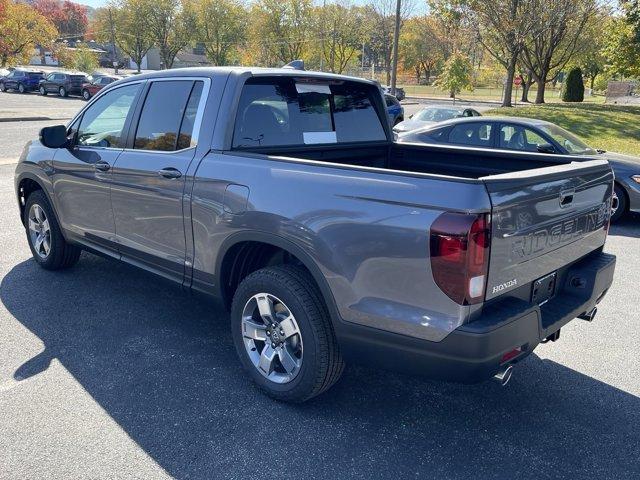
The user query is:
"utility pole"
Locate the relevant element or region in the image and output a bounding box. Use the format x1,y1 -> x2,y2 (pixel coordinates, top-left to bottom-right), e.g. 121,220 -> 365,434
320,0 -> 326,71
390,0 -> 401,95
108,8 -> 118,75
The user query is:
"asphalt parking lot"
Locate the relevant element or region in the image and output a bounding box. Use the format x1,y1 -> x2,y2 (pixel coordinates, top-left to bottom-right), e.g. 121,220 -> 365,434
0,91 -> 639,479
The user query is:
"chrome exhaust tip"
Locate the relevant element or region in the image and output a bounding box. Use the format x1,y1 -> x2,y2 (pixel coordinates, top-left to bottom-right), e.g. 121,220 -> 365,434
578,307 -> 597,322
493,365 -> 513,386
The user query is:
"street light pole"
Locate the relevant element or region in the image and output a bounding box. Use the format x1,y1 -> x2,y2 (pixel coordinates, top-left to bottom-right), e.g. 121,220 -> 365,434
390,0 -> 401,95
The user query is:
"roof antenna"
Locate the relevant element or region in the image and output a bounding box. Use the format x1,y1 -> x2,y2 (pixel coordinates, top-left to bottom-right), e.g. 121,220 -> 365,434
283,60 -> 305,71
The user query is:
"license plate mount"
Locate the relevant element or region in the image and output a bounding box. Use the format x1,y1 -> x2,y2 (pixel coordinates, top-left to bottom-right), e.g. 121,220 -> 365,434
532,272 -> 557,306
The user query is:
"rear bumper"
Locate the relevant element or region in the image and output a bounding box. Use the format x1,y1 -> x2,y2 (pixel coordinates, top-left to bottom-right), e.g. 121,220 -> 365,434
337,251 -> 616,383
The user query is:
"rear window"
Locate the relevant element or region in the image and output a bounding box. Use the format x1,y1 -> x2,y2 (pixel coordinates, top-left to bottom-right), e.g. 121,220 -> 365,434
71,75 -> 86,82
232,77 -> 386,148
27,72 -> 43,78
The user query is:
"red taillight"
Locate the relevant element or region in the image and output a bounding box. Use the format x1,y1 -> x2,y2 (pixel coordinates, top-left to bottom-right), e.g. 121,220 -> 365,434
430,212 -> 490,305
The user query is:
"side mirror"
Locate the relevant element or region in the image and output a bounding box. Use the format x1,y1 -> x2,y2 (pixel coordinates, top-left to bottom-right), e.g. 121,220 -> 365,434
39,125 -> 68,149
537,144 -> 555,154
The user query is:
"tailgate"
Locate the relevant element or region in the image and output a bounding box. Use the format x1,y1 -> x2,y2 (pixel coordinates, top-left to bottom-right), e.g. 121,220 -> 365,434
481,159 -> 613,301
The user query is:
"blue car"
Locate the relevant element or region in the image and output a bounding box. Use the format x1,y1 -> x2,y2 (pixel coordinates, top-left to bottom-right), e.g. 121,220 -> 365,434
385,93 -> 404,126
0,68 -> 45,93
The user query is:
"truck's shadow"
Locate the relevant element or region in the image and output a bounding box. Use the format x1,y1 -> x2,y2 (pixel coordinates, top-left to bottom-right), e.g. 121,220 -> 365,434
2,255 -> 638,479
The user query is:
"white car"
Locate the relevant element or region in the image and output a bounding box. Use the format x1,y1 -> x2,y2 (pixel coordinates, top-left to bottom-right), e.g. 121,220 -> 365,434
393,106 -> 481,133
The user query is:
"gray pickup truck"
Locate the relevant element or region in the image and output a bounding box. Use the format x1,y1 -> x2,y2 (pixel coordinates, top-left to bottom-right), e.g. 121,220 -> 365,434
15,67 -> 616,402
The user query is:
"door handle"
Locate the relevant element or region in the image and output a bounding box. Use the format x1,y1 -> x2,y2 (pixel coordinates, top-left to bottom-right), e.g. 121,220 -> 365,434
95,161 -> 110,172
158,167 -> 182,179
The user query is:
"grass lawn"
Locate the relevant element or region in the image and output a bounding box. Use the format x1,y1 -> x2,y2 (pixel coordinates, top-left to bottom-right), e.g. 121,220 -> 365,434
485,103 -> 640,156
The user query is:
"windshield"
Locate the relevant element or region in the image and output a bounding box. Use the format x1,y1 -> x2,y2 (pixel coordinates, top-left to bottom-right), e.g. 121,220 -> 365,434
414,108 -> 460,122
539,124 -> 596,155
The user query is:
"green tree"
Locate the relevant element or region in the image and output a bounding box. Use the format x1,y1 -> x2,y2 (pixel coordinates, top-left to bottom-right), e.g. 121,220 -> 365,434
147,0 -> 194,69
434,51 -> 473,100
562,66 -> 585,102
521,0 -> 598,104
313,3 -> 366,74
0,1 -> 57,67
602,14 -> 640,78
92,2 -> 155,73
466,0 -> 536,107
250,0 -> 312,66
193,0 -> 246,66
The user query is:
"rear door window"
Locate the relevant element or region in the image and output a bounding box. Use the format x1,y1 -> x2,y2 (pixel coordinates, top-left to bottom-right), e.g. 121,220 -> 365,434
134,80 -> 198,151
448,122 -> 493,147
232,78 -> 386,148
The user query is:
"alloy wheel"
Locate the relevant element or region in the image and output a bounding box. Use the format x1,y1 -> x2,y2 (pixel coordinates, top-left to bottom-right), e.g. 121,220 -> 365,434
241,293 -> 303,384
28,204 -> 51,259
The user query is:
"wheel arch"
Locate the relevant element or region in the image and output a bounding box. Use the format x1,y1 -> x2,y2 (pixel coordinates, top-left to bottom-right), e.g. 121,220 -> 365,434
15,173 -> 57,227
215,231 -> 340,324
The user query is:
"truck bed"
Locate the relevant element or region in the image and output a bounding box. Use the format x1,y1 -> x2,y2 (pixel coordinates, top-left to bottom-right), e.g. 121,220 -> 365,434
242,141 -> 590,180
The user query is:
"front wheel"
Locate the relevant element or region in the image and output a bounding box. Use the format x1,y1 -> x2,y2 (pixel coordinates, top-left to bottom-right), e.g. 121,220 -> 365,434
18,83 -> 26,93
611,184 -> 627,223
0,83 -> 5,92
231,265 -> 344,402
82,89 -> 91,100
58,86 -> 67,97
24,190 -> 81,270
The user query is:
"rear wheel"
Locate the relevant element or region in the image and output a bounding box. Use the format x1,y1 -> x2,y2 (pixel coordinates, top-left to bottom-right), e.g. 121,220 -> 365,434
58,86 -> 67,97
611,184 -> 627,223
231,265 -> 344,402
39,85 -> 47,95
24,190 -> 81,270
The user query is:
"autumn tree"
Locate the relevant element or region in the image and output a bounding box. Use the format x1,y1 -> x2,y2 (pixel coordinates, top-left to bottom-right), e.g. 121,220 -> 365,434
147,0 -> 194,69
400,16 -> 443,83
32,0 -> 88,38
521,0 -> 598,103
193,0 -> 246,66
0,1 -> 57,67
367,0 -> 414,84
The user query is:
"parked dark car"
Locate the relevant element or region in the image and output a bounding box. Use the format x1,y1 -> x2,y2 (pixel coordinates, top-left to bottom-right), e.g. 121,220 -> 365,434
382,85 -> 405,101
399,116 -> 640,222
0,68 -> 45,93
393,106 -> 481,133
81,75 -> 121,100
385,93 -> 404,126
38,71 -> 89,97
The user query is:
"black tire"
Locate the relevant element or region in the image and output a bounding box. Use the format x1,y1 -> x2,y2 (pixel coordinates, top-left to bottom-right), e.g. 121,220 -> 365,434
82,89 -> 91,101
18,83 -> 25,93
231,264 -> 344,402
58,86 -> 67,97
23,190 -> 81,270
611,183 -> 627,223
39,85 -> 47,96
0,82 -> 4,92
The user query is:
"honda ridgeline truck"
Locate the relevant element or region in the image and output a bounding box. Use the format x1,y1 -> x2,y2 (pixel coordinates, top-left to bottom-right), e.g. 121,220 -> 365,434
14,67 -> 616,401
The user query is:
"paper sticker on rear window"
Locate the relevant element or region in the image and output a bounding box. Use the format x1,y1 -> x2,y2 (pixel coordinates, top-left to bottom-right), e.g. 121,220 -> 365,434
303,131 -> 337,144
296,83 -> 331,95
